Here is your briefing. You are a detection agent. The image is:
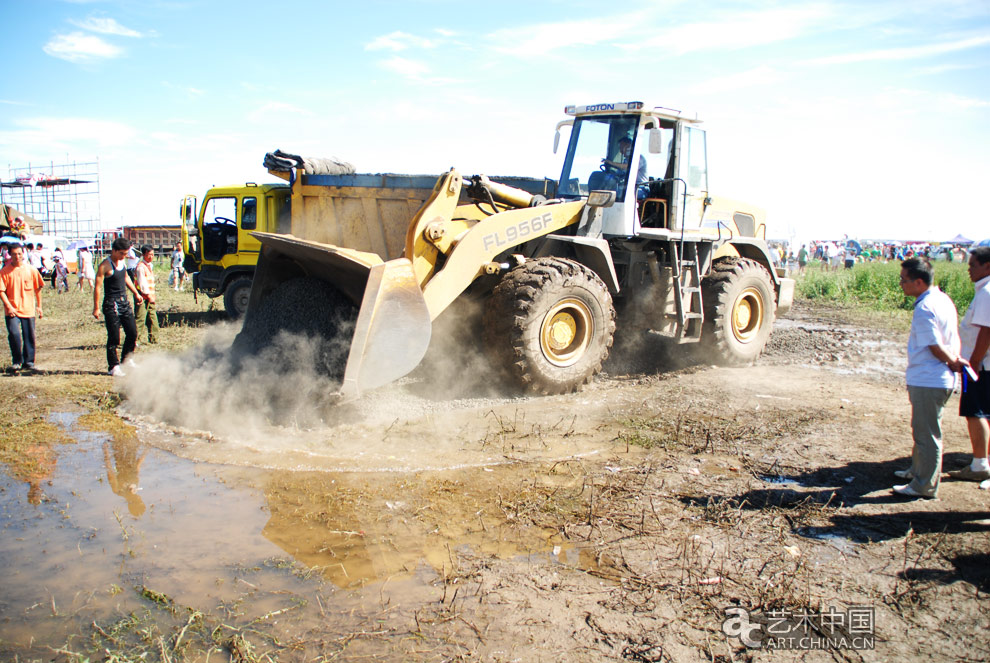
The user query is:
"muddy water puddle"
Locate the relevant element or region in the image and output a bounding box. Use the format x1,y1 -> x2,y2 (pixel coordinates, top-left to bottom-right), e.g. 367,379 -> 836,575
0,412 -> 599,658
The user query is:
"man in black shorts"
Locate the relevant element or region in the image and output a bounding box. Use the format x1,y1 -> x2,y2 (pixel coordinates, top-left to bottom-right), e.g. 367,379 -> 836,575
93,237 -> 146,376
947,246 -> 990,482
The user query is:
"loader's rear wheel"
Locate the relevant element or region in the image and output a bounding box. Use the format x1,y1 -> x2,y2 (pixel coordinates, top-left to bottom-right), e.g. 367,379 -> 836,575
700,258 -> 775,365
224,277 -> 252,319
483,257 -> 615,394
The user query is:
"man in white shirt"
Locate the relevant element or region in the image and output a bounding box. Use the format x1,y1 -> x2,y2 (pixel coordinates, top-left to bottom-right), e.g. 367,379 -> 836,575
946,246 -> 990,482
893,258 -> 961,498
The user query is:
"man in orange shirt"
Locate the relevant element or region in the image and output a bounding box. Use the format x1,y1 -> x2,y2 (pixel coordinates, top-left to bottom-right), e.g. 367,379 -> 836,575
0,243 -> 44,373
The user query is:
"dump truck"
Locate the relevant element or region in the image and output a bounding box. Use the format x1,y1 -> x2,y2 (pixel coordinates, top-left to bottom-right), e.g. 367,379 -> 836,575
179,175 -> 554,317
212,101 -> 794,399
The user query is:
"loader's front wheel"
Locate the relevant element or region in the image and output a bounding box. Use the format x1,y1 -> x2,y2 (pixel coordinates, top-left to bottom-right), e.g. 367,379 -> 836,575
700,258 -> 775,365
484,257 -> 615,394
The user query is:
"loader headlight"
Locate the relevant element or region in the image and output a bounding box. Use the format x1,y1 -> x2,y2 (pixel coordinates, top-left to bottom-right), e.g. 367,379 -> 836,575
587,190 -> 616,208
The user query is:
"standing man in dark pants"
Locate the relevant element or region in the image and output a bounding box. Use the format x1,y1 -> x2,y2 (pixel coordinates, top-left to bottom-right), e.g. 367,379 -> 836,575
947,246 -> 990,482
0,243 -> 44,373
93,238 -> 145,376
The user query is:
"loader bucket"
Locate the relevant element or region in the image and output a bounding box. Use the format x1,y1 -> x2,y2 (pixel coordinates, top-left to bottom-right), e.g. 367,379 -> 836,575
248,232 -> 433,401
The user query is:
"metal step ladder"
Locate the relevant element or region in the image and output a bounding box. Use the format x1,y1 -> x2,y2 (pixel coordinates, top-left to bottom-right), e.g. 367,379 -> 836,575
671,240 -> 703,342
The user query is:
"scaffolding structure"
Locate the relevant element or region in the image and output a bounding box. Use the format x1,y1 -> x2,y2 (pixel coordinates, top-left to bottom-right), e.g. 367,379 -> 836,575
1,159 -> 101,239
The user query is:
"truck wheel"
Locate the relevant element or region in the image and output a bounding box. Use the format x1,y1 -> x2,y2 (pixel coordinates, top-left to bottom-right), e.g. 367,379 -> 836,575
483,257 -> 615,394
700,258 -> 775,365
223,277 -> 252,319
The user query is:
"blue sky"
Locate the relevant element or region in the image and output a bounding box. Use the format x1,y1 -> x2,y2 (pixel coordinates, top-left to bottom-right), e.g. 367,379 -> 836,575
1,0 -> 988,243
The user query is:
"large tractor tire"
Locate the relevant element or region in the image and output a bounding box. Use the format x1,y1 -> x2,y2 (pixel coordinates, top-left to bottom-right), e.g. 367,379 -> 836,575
700,258 -> 775,366
483,257 -> 615,394
223,276 -> 253,319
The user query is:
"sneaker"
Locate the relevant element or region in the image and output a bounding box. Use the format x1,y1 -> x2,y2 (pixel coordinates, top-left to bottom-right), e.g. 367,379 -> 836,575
110,365 -> 126,377
5,364 -> 21,374
892,484 -> 936,499
125,358 -> 137,368
893,468 -> 914,479
23,363 -> 35,371
947,467 -> 990,482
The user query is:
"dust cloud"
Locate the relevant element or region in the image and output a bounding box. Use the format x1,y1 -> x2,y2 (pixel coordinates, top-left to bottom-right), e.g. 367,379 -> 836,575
115,280 -> 557,472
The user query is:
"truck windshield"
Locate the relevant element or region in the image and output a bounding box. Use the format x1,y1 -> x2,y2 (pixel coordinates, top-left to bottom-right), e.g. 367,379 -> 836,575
558,115 -> 639,202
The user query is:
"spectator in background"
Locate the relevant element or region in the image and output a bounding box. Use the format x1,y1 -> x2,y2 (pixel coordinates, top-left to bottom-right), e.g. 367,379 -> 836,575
946,246 -> 990,483
125,245 -> 140,282
892,258 -> 960,498
77,246 -> 95,291
170,242 -> 185,291
798,244 -> 809,273
53,255 -> 69,294
830,243 -> 843,271
133,244 -> 159,345
844,243 -> 857,269
32,243 -> 46,276
0,243 -> 44,373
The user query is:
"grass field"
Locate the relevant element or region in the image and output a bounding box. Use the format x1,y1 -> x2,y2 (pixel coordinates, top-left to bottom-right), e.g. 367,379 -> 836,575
794,259 -> 974,316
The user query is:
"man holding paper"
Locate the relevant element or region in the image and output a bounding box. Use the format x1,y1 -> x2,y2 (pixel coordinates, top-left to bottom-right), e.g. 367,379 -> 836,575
947,247 -> 990,482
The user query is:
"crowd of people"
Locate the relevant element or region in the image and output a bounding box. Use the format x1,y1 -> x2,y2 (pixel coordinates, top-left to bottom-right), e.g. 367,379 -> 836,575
0,235 -> 186,376
769,239 -> 973,272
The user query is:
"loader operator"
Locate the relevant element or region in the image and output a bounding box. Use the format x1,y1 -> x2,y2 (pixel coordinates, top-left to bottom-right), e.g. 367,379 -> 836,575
602,136 -> 648,188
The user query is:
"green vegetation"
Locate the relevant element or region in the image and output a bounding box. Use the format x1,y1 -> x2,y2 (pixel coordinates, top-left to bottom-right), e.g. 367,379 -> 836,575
795,260 -> 974,315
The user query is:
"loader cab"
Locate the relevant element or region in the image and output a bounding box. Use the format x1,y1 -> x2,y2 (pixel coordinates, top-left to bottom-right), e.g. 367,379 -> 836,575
556,103 -> 708,238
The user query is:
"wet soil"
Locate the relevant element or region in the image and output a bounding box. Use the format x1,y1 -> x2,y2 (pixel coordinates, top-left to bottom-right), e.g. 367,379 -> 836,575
1,300 -> 988,662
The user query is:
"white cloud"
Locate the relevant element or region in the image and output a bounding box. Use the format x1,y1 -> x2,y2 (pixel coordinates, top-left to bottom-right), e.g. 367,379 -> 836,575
70,17 -> 142,37
0,117 -> 139,163
486,5 -> 828,59
804,34 -> 990,65
380,56 -> 431,78
914,62 -> 979,75
687,66 -> 785,95
880,87 -> 990,111
487,14 -> 638,57
247,102 -> 315,123
162,81 -> 205,97
43,32 -> 123,62
366,31 -> 441,52
639,6 -> 832,55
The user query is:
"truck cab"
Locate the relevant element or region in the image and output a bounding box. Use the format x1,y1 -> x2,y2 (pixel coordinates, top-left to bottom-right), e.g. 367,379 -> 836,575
180,182 -> 290,316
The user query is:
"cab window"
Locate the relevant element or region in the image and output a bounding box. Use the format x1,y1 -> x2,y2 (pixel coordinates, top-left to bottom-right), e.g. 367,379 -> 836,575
241,197 -> 257,230
204,197 -> 236,226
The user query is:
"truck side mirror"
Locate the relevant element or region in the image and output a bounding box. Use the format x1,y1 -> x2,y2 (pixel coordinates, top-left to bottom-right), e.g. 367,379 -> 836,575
649,128 -> 663,154
554,119 -> 573,154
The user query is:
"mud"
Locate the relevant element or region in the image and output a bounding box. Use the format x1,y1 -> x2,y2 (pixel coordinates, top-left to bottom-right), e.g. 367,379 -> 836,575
1,301 -> 988,662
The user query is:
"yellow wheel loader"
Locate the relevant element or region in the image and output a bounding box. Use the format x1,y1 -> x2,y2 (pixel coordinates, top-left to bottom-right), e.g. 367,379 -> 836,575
243,102 -> 794,400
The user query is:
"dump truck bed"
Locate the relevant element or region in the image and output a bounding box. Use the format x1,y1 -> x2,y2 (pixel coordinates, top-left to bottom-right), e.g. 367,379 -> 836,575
286,172 -> 558,257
